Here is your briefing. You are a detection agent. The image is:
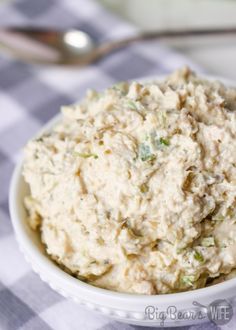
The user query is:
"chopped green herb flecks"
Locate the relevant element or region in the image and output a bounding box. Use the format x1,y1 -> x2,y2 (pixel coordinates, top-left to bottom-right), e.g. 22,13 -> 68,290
182,275 -> 195,286
159,137 -> 170,146
111,82 -> 127,95
139,143 -> 156,162
127,100 -> 138,110
201,237 -> 215,247
73,152 -> 98,159
194,251 -> 204,263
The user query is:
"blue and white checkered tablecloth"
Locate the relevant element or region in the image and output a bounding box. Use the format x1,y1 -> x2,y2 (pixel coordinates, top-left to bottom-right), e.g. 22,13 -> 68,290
0,0 -> 231,329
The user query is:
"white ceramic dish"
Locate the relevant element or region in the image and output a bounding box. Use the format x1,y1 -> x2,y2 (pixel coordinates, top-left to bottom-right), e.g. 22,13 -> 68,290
9,75 -> 236,327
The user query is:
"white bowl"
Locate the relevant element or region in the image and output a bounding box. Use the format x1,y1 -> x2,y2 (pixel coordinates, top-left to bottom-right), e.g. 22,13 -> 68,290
9,74 -> 236,327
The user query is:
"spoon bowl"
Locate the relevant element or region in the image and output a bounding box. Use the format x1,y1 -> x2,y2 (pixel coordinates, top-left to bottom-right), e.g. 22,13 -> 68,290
63,29 -> 95,55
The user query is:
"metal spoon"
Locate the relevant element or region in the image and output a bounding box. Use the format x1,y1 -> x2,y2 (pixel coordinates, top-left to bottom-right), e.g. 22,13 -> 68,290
0,26 -> 236,66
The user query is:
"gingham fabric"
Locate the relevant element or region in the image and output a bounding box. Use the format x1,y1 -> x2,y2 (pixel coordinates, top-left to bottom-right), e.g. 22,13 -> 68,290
0,0 -> 231,329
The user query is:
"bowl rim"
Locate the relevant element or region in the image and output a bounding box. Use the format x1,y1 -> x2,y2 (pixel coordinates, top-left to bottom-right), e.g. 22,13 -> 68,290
9,73 -> 236,305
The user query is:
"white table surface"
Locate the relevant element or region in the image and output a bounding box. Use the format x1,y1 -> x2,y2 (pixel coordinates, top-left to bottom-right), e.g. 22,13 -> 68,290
100,0 -> 236,81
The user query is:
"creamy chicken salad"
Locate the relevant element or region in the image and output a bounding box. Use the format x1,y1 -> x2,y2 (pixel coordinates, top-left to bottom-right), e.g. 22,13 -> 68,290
23,68 -> 236,294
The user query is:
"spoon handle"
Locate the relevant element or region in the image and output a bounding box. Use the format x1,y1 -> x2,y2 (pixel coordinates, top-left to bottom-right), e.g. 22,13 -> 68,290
96,27 -> 236,56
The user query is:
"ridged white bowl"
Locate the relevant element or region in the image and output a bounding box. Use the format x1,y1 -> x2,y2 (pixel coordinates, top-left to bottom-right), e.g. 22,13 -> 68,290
9,75 -> 236,327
